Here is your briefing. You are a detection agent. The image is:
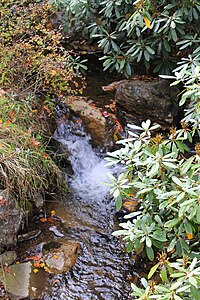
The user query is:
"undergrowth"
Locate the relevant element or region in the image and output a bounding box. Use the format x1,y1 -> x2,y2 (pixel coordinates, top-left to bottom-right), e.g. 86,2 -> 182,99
0,93 -> 63,211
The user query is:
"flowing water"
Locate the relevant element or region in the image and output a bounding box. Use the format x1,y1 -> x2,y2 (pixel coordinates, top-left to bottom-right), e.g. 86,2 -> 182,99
42,119 -> 132,300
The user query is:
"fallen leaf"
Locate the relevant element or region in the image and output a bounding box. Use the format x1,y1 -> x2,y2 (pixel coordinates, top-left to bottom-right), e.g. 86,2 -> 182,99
33,268 -> 39,273
144,17 -> 151,29
186,232 -> 193,240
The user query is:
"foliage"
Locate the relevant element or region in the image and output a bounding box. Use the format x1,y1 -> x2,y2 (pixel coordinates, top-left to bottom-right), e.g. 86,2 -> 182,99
0,0 -> 85,98
106,119 -> 200,261
0,93 -> 63,210
131,256 -> 200,300
161,65 -> 200,136
49,0 -> 200,76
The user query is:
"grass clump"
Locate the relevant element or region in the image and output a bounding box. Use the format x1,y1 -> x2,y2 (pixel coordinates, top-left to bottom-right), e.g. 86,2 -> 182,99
0,93 -> 63,210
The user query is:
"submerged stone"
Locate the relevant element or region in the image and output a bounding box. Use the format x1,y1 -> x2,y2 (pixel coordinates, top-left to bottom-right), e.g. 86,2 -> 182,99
0,262 -> 31,300
43,240 -> 80,275
17,229 -> 42,243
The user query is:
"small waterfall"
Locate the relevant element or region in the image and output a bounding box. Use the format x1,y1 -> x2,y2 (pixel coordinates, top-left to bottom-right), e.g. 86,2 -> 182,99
53,120 -> 114,202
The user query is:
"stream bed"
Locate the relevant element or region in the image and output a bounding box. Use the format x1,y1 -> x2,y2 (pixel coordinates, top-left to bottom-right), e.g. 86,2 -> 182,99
13,66 -> 146,300
16,119 -> 137,300
44,121 -> 132,299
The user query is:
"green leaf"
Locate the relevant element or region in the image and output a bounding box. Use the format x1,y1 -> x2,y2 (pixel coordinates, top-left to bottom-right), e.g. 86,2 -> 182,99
162,161 -> 177,169
167,238 -> 176,252
180,156 -> 195,175
126,241 -> 133,253
146,236 -> 152,248
190,285 -> 200,300
165,218 -> 180,229
161,266 -> 168,282
148,263 -> 159,279
172,176 -> 184,187
184,220 -> 193,234
146,245 -> 154,261
197,205 -> 200,222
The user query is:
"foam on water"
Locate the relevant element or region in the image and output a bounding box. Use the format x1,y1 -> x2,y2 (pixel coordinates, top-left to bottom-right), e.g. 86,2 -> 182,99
53,121 -> 113,202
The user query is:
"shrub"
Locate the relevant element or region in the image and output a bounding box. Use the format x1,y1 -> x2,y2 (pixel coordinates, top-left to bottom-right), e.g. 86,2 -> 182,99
0,0 -> 85,98
49,0 -> 200,76
131,256 -> 200,300
106,119 -> 200,261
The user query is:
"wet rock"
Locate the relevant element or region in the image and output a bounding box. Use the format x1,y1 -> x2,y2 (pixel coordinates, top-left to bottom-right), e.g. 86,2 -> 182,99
67,97 -> 114,148
49,226 -> 64,238
0,190 -> 23,253
115,79 -> 180,125
0,251 -> 17,267
0,262 -> 31,300
122,198 -> 140,213
17,229 -> 42,243
43,240 -> 80,275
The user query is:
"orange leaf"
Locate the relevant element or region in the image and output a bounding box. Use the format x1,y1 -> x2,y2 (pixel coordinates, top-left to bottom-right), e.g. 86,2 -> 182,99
43,153 -> 49,159
34,262 -> 41,268
144,17 -> 151,29
40,217 -> 47,223
186,232 -> 193,240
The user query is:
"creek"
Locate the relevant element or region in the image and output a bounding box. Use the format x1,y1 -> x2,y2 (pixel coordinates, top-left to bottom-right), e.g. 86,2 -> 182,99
41,119 -> 132,299
14,67 -> 142,300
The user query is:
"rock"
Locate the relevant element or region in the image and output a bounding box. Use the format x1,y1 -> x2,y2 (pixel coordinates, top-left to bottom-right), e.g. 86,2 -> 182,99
17,229 -> 42,243
0,262 -> 32,300
115,79 -> 180,125
0,261 -> 46,300
0,190 -> 23,253
43,240 -> 80,275
49,226 -> 64,238
0,251 -> 17,267
67,97 -> 114,148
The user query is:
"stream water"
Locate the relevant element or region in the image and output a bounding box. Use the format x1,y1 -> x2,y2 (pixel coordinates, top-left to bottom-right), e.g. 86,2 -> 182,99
41,120 -> 132,299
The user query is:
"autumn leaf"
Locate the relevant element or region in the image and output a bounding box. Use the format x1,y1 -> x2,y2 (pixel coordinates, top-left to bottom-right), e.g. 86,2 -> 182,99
33,268 -> 39,273
34,262 -> 41,268
186,232 -> 193,240
144,17 -> 151,29
50,210 -> 56,216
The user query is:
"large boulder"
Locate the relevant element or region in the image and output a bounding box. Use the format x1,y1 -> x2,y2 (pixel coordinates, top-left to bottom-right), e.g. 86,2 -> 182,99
67,96 -> 114,148
0,190 -> 23,253
115,79 -> 180,125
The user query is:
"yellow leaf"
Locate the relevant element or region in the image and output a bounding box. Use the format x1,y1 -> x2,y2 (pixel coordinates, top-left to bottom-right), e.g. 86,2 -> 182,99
33,268 -> 39,273
50,210 -> 56,216
144,17 -> 151,29
53,255 -> 58,259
